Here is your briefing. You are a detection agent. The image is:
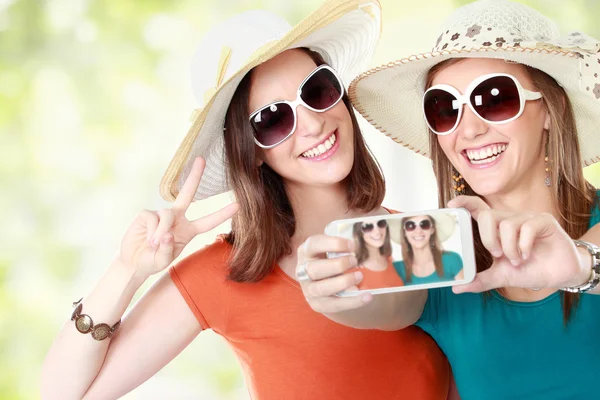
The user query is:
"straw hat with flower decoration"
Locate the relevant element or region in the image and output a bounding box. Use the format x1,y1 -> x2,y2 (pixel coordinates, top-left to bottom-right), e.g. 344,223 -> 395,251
348,0 -> 600,166
160,0 -> 382,201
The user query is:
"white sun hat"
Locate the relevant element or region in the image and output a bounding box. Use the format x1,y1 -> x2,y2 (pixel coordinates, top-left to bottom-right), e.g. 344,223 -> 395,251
348,0 -> 600,166
159,0 -> 382,201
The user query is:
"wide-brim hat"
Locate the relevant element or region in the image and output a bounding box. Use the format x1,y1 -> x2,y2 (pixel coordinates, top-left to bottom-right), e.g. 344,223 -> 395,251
388,212 -> 457,244
348,0 -> 600,166
159,0 -> 382,201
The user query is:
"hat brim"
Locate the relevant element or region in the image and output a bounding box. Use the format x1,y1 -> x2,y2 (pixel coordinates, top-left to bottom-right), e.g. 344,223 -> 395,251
160,0 -> 381,201
349,46 -> 600,167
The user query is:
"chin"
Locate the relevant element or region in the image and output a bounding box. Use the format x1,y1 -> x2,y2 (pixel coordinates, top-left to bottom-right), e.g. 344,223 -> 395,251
467,180 -> 507,197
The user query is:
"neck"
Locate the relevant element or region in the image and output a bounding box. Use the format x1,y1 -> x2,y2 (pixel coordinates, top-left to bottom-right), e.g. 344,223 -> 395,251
363,247 -> 387,270
412,246 -> 434,264
483,179 -> 557,218
285,182 -> 382,249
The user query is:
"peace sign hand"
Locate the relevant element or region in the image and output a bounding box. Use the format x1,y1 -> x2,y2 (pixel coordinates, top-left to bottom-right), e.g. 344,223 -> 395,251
448,195 -> 588,294
118,157 -> 239,278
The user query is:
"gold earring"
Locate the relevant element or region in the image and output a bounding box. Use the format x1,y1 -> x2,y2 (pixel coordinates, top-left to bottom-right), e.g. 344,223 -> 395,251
452,167 -> 465,195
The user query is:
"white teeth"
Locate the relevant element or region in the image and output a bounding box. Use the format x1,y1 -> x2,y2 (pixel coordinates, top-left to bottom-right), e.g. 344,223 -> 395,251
301,133 -> 336,158
466,144 -> 507,162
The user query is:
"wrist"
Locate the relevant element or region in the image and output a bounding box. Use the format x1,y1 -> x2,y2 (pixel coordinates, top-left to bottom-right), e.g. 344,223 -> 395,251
561,240 -> 600,293
111,258 -> 148,289
571,246 -> 593,287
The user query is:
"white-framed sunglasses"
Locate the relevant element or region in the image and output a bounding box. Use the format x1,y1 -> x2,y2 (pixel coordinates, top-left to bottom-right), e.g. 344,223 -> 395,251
249,65 -> 345,149
422,73 -> 543,135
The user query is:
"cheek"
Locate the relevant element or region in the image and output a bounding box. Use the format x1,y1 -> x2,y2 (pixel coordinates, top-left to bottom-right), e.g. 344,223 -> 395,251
437,135 -> 455,157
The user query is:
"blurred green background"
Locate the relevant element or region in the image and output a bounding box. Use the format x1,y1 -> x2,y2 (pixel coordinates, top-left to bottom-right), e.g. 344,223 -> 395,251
2,0 -> 599,399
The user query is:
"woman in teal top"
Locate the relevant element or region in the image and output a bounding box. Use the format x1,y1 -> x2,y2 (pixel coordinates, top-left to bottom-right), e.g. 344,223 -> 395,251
297,1 -> 600,399
392,214 -> 464,284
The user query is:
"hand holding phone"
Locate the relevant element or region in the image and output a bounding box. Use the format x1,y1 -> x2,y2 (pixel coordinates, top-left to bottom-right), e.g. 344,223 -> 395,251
324,208 -> 476,296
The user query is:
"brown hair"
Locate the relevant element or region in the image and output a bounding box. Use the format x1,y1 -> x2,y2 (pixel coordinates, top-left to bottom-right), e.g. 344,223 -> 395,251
427,58 -> 597,323
399,215 -> 443,283
222,49 -> 385,282
352,221 -> 392,265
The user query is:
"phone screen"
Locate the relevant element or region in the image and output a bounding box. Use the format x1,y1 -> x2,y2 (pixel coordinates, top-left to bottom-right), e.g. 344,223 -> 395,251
325,208 -> 475,295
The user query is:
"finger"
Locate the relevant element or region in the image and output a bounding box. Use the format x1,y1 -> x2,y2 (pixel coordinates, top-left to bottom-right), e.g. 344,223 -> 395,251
477,210 -> 503,258
153,232 -> 175,269
309,293 -> 372,314
498,216 -> 527,266
151,209 -> 176,246
452,267 -> 507,294
305,270 -> 364,299
298,234 -> 355,264
447,195 -> 490,219
303,255 -> 358,281
191,202 -> 240,233
172,157 -> 206,213
518,214 -> 555,261
138,210 -> 159,246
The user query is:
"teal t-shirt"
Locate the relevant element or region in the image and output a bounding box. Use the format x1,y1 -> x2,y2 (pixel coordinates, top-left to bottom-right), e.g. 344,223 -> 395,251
416,196 -> 600,400
393,251 -> 463,284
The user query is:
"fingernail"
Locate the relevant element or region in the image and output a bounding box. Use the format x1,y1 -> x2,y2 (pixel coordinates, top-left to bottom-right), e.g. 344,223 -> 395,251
491,250 -> 503,258
522,253 -> 530,261
354,271 -> 363,283
152,237 -> 160,247
510,259 -> 520,266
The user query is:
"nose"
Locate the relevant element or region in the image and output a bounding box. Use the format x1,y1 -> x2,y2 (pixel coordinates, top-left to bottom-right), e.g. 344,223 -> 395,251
296,105 -> 325,138
456,106 -> 488,141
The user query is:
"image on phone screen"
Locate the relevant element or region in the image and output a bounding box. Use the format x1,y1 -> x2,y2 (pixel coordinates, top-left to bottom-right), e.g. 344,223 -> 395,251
325,209 -> 475,295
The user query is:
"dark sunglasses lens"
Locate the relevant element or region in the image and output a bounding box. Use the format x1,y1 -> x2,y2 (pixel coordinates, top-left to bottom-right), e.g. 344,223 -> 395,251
420,219 -> 432,230
361,223 -> 374,233
471,76 -> 520,122
377,220 -> 387,228
300,68 -> 343,110
251,103 -> 295,147
423,89 -> 460,134
404,221 -> 416,231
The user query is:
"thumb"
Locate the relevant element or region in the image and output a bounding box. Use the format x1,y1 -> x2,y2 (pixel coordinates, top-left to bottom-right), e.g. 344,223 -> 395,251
452,264 -> 503,294
447,195 -> 490,220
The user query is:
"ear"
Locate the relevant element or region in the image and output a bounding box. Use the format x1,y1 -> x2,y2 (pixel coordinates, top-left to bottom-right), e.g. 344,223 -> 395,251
255,157 -> 264,167
543,111 -> 551,131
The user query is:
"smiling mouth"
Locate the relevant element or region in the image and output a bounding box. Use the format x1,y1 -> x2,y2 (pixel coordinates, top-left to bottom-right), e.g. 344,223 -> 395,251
411,235 -> 425,241
300,131 -> 337,158
464,144 -> 508,165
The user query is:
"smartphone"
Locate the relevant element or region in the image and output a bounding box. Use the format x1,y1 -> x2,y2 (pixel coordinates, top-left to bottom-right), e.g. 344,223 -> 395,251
324,208 -> 476,296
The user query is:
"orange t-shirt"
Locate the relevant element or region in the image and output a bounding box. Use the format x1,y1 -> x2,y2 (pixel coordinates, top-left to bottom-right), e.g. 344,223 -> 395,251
348,257 -> 405,290
169,236 -> 449,400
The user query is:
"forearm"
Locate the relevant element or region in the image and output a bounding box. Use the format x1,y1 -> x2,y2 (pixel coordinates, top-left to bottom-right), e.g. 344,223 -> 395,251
41,259 -> 147,399
325,290 -> 427,331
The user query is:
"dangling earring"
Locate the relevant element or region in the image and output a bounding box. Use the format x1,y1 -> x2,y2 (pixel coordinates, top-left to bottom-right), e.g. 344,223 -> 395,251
544,139 -> 551,187
452,167 -> 465,195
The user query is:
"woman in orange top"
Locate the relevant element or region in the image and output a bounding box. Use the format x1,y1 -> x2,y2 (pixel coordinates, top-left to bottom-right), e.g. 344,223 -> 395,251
41,1 -> 451,399
349,220 -> 404,289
